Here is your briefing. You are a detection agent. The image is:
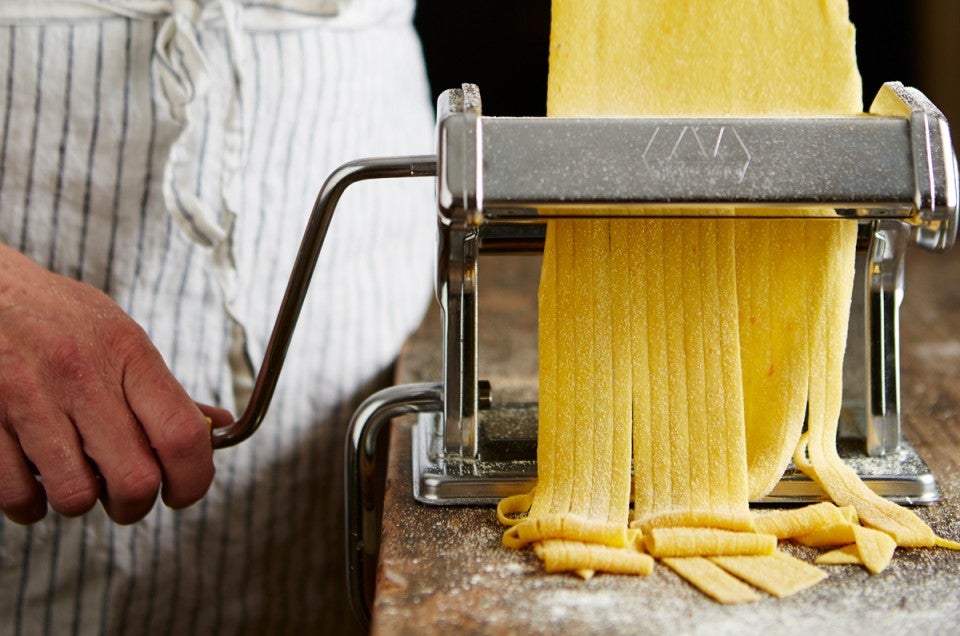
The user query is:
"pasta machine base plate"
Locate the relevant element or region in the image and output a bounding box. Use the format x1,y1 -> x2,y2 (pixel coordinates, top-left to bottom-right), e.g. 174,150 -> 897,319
411,404 -> 939,507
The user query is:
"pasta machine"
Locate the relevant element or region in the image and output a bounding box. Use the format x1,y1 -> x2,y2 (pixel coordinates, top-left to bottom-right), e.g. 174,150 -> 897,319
207,82 -> 958,623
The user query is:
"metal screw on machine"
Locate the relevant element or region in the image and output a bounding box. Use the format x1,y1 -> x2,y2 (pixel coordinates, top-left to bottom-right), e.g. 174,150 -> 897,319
201,82 -> 957,626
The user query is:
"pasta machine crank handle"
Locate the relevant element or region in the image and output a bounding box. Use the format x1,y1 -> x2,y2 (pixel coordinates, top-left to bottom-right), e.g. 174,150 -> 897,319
210,155 -> 438,449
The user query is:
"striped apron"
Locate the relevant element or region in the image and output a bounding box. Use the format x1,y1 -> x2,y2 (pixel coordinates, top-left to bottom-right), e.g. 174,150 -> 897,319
0,0 -> 435,633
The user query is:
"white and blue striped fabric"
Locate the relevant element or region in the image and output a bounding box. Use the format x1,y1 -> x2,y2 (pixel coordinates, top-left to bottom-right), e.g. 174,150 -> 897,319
0,0 -> 435,633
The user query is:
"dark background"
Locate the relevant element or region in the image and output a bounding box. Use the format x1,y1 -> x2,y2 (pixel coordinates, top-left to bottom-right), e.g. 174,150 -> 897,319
414,1 -> 954,123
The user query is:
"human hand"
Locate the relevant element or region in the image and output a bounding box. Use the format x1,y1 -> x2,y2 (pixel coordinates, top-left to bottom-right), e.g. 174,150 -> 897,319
0,244 -> 224,525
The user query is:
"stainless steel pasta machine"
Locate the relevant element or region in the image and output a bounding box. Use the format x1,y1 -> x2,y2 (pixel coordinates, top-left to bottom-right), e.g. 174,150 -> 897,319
207,82 -> 958,624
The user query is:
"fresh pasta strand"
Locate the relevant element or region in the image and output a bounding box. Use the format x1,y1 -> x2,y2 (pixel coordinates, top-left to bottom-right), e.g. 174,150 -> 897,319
498,0 -> 956,601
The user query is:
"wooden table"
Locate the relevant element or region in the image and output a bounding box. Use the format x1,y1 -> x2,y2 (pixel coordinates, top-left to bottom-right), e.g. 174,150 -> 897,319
370,247 -> 960,635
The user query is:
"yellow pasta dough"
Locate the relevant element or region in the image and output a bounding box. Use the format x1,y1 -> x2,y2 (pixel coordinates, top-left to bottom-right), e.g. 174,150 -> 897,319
643,528 -> 776,559
752,502 -> 848,539
502,514 -> 628,550
534,540 -> 655,577
710,552 -> 827,598
661,558 -> 761,605
816,545 -> 865,566
498,0 -> 956,601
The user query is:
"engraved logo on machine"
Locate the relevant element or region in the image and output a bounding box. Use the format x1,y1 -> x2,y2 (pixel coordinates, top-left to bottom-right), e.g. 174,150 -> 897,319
642,125 -> 751,183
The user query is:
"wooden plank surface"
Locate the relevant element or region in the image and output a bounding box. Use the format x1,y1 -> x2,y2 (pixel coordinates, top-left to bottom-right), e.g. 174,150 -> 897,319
371,249 -> 960,635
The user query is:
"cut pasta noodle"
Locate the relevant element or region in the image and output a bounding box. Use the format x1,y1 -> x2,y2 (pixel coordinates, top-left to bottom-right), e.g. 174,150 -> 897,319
498,0 -> 957,602
502,514 -> 628,550
534,541 -> 655,577
752,502 -> 848,539
643,528 -> 776,559
710,552 -> 827,598
661,558 -> 761,605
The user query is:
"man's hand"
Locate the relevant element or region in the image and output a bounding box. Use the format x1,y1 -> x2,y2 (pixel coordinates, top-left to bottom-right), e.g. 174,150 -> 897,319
0,244 -> 223,525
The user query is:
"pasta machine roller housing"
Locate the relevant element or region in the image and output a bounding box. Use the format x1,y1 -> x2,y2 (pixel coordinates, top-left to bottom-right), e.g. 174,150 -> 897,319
403,81 -> 957,507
